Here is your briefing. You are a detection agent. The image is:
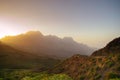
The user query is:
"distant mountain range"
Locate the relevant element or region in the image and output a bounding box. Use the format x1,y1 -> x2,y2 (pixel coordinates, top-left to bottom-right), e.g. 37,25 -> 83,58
50,37 -> 120,80
1,31 -> 95,58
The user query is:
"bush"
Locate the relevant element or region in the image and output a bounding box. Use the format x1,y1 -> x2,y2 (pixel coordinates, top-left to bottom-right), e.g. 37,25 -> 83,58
95,74 -> 101,80
106,61 -> 114,67
0,78 -> 3,80
105,72 -> 120,80
108,73 -> 120,79
79,75 -> 85,80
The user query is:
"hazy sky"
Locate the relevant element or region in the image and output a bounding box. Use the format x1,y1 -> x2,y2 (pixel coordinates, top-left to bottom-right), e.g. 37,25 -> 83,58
0,0 -> 120,48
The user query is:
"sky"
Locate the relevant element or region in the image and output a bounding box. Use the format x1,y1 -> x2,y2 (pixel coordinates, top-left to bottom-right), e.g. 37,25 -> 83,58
0,0 -> 120,48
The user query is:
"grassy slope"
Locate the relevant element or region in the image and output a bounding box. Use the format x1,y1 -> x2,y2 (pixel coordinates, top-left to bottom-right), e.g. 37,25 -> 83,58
50,54 -> 120,80
49,37 -> 120,80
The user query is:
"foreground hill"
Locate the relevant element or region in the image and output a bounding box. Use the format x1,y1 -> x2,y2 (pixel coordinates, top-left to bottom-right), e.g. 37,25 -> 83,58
0,41 -> 59,69
1,31 -> 94,58
50,37 -> 120,80
92,37 -> 120,56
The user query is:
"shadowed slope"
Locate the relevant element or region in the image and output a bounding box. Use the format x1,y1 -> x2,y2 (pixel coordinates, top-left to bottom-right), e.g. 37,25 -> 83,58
0,41 -> 60,69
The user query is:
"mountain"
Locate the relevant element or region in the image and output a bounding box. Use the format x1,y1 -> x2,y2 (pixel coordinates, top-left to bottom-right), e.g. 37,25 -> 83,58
1,31 -> 94,58
92,37 -> 120,56
49,37 -> 120,80
0,41 -> 60,69
0,35 -> 120,80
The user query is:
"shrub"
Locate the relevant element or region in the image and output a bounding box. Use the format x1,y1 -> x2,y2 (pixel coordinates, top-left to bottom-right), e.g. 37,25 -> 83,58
106,61 -> 114,67
0,78 -> 3,80
79,75 -> 85,80
95,74 -> 101,80
105,72 -> 120,80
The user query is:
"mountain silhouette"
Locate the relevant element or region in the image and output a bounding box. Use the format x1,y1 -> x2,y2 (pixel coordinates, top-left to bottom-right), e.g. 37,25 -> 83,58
1,31 -> 94,58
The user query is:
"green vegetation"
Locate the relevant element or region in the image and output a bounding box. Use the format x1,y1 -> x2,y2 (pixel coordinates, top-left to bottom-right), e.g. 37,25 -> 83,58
105,72 -> 120,80
95,74 -> 101,80
110,78 -> 120,80
0,78 -> 3,80
0,69 -> 73,80
22,74 -> 73,80
79,75 -> 85,80
51,54 -> 120,80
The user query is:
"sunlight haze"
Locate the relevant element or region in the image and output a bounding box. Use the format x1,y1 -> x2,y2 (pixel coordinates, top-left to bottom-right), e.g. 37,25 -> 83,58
0,0 -> 120,48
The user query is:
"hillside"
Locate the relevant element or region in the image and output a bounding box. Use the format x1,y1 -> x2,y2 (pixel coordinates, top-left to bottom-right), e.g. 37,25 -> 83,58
0,37 -> 120,80
92,37 -> 120,56
49,37 -> 120,80
1,31 -> 94,58
0,41 -> 59,69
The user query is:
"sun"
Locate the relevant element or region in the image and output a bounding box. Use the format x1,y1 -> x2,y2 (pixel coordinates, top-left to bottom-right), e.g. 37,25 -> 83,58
0,21 -> 20,39
0,28 -> 16,39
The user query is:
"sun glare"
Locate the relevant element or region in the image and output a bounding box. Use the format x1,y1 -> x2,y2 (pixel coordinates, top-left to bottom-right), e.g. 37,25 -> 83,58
0,21 -> 19,39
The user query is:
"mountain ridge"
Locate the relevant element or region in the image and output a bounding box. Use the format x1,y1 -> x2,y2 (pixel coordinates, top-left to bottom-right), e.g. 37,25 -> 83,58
1,31 -> 95,58
92,37 -> 120,56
